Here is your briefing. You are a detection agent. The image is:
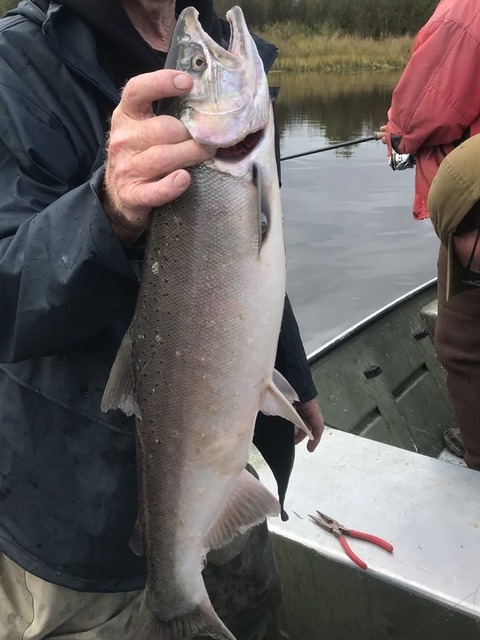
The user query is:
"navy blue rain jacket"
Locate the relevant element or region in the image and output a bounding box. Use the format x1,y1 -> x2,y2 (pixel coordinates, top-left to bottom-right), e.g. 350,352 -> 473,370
0,1 -> 316,592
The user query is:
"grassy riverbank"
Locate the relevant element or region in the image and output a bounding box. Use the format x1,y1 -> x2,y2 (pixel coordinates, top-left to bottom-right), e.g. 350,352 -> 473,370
257,23 -> 413,72
0,1 -> 412,73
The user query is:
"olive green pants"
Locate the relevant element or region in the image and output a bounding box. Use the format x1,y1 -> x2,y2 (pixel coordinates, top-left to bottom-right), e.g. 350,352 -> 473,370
0,522 -> 281,640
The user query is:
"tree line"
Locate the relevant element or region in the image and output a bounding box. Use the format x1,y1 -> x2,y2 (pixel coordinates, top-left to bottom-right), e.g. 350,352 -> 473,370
0,0 -> 440,39
214,0 -> 439,38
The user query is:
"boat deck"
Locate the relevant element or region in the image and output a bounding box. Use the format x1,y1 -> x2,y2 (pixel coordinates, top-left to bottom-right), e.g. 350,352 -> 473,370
254,430 -> 480,639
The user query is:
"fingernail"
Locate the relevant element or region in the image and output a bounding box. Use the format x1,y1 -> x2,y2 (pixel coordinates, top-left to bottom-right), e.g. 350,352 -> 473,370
173,172 -> 188,189
173,73 -> 191,90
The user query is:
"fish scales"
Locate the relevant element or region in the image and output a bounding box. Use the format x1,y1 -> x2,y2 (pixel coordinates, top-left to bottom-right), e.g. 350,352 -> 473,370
133,162 -> 283,611
101,6 -> 312,639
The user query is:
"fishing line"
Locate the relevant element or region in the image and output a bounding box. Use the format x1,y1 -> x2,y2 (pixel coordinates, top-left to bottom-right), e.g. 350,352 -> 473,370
280,134 -> 381,162
406,588 -> 480,638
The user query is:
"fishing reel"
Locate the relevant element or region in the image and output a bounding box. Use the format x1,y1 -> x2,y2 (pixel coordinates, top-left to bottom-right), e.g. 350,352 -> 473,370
389,151 -> 415,171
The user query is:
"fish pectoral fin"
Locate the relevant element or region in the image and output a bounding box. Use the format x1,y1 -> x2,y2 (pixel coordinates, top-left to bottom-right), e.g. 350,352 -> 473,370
101,333 -> 141,418
132,597 -> 236,640
129,517 -> 145,557
261,381 -> 313,439
206,469 -> 280,551
255,162 -> 271,253
272,368 -> 300,403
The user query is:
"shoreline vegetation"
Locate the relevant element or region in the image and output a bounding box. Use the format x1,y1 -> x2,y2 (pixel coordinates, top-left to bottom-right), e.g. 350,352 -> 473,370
257,23 -> 413,73
0,1 -> 414,74
212,0 -> 433,72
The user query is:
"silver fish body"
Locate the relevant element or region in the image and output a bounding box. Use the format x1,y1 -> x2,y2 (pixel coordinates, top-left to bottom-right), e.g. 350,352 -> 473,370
102,6 -> 311,640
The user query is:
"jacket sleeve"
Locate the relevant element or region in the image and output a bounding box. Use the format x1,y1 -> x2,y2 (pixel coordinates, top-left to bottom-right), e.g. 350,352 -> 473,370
276,295 -> 317,404
0,87 -> 138,363
385,8 -> 480,154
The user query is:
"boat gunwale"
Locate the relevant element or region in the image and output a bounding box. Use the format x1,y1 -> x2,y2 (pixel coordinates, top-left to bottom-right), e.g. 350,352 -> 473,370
307,278 -> 437,364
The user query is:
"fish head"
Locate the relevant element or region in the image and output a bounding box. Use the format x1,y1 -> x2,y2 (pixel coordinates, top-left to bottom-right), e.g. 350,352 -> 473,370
163,6 -> 270,152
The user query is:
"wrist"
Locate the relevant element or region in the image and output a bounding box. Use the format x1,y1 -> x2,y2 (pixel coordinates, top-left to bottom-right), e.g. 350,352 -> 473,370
101,189 -> 148,247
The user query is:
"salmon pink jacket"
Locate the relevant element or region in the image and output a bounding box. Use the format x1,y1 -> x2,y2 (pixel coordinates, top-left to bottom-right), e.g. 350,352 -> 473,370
384,0 -> 480,220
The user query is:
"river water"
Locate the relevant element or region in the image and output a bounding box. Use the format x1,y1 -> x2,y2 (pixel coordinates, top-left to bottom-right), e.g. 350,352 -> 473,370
273,70 -> 439,355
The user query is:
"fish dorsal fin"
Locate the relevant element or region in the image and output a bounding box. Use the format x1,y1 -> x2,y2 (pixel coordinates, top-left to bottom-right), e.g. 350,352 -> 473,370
261,375 -> 313,439
101,333 -> 141,418
205,469 -> 280,551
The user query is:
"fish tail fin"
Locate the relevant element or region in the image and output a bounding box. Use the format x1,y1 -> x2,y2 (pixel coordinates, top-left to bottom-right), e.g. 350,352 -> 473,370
131,598 -> 237,640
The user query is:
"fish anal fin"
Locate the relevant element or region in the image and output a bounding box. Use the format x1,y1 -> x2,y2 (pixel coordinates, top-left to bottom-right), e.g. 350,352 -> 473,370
206,469 -> 280,552
261,381 -> 313,440
131,598 -> 236,640
101,333 -> 141,418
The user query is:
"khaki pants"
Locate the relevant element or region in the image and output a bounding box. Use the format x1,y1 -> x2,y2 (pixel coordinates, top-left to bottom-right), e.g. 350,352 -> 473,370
0,522 -> 281,640
0,552 -> 142,639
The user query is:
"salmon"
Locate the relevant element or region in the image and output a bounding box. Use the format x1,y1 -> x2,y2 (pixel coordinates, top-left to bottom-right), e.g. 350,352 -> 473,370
101,6 -> 311,639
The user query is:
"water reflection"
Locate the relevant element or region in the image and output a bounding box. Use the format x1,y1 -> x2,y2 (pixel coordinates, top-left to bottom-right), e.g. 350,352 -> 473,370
271,71 -> 439,354
273,70 -> 401,144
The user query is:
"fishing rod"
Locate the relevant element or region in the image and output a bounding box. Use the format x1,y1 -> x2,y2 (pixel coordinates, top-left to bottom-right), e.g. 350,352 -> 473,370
280,133 -> 383,162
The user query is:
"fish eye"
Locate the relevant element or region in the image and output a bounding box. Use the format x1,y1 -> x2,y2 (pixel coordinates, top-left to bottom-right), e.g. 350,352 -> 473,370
191,54 -> 206,71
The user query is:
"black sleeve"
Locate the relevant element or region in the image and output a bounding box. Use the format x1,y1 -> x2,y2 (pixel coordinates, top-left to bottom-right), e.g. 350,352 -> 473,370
276,295 -> 317,403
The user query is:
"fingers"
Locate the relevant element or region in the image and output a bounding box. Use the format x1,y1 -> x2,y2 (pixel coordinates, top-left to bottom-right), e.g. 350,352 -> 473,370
111,114 -> 193,155
294,399 -> 325,453
378,124 -> 388,144
117,133 -> 207,185
104,169 -> 193,246
119,70 -> 193,119
117,167 -> 193,212
103,69 -> 216,245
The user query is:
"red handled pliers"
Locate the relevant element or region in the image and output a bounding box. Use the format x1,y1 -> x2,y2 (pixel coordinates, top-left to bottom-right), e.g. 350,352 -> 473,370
309,510 -> 393,570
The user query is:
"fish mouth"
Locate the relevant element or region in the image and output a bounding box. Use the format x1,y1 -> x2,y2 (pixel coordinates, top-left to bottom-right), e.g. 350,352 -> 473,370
215,128 -> 264,160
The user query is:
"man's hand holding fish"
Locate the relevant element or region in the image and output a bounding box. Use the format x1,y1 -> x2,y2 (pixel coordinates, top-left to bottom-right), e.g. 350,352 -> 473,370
103,69 -> 216,246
